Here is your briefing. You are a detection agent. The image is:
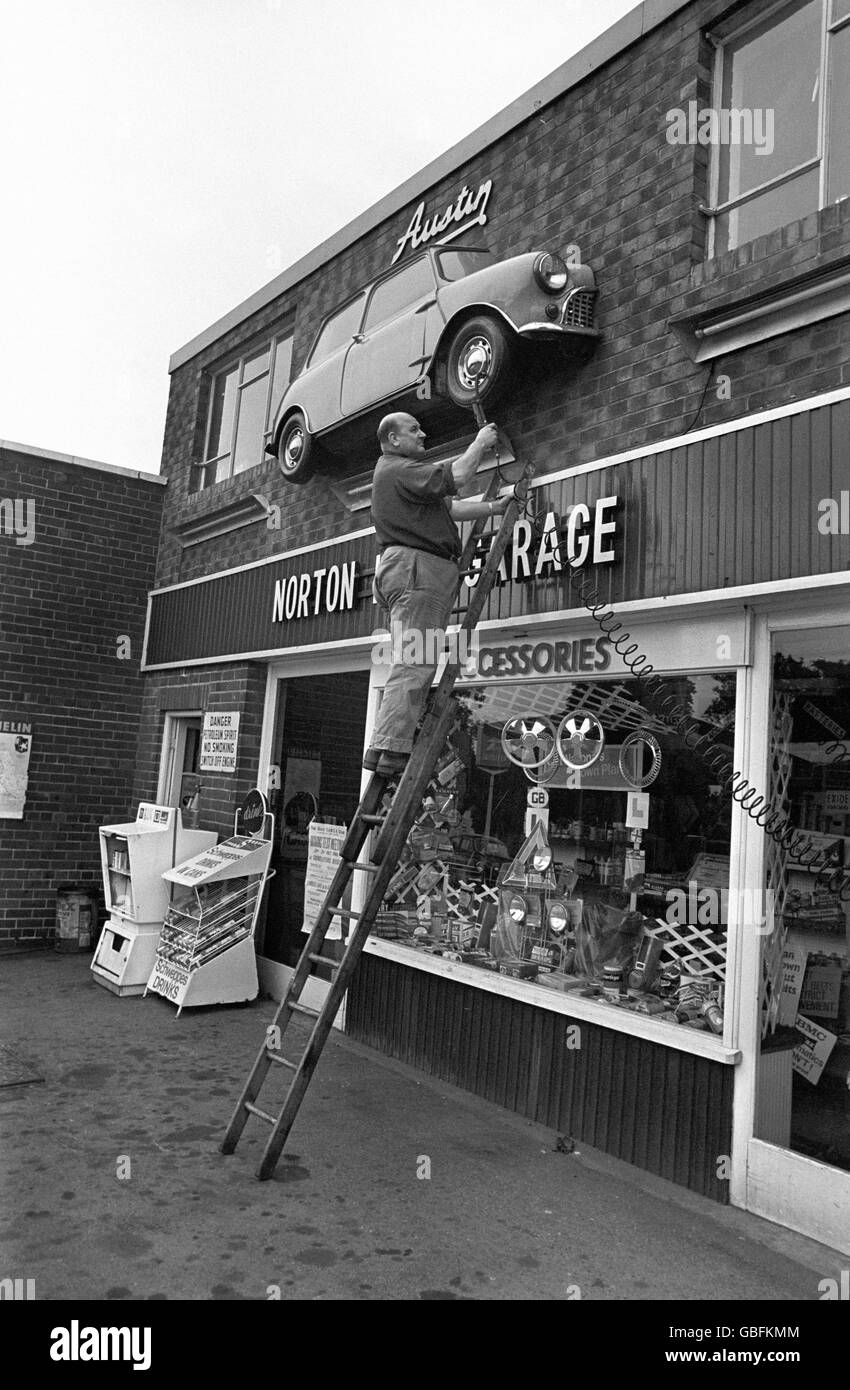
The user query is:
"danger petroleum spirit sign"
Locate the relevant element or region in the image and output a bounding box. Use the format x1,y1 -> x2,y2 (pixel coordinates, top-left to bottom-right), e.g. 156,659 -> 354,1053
391,177 -> 493,264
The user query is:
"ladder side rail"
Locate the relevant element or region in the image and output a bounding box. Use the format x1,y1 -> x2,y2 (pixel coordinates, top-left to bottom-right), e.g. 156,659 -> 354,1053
256,698 -> 459,1178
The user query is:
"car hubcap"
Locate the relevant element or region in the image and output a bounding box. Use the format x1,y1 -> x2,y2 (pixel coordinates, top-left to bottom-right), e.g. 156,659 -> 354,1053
457,336 -> 492,391
283,428 -> 303,467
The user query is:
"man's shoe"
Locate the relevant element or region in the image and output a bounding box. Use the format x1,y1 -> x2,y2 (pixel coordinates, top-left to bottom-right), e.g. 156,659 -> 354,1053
362,747 -> 382,772
375,750 -> 410,779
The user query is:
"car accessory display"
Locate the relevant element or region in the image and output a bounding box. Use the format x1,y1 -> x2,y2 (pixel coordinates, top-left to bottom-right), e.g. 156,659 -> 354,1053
619,730 -> 662,788
555,711 -> 605,769
500,716 -> 557,768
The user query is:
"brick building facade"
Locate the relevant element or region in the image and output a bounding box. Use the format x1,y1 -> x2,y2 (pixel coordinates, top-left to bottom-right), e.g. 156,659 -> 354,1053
135,0 -> 850,1251
0,442 -> 165,945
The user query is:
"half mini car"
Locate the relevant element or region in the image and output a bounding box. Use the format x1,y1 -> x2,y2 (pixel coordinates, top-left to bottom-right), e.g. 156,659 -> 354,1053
267,244 -> 599,483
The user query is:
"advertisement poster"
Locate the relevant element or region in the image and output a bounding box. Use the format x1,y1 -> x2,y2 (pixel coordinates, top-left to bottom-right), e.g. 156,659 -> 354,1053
0,718 -> 33,819
779,945 -> 807,1027
792,1013 -> 837,1084
302,821 -> 347,939
200,711 -> 240,772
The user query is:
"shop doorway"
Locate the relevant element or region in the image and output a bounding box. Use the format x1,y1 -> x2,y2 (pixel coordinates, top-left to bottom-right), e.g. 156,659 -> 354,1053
262,670 -> 370,967
157,712 -> 203,817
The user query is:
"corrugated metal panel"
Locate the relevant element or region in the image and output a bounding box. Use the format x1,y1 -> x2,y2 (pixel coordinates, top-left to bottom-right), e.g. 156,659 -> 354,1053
347,954 -> 733,1202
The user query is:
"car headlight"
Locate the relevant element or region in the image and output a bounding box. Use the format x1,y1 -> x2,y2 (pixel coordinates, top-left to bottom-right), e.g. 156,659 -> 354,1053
508,894 -> 527,923
533,252 -> 569,294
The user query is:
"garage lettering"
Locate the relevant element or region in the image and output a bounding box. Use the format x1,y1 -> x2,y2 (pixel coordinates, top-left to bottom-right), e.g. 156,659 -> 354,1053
466,498 -> 618,586
272,561 -> 356,623
468,637 -> 611,679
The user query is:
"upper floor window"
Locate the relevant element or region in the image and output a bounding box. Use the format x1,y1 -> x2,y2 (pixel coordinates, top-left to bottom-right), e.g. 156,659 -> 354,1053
709,0 -> 850,255
201,327 -> 293,488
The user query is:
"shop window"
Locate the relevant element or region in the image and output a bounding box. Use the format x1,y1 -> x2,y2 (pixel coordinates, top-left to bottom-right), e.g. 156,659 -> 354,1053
759,624 -> 850,1173
373,673 -> 736,1036
708,0 -> 850,255
200,327 -> 294,488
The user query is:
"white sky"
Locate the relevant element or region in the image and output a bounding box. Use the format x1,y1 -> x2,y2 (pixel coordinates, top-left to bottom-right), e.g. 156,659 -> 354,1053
3,0 -> 638,474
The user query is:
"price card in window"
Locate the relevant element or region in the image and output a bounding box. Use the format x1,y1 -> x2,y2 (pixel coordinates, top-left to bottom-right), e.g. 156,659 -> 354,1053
625,792 -> 650,830
792,1014 -> 837,1085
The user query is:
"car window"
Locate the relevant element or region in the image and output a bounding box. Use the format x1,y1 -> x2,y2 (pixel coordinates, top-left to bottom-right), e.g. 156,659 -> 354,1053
436,248 -> 494,281
362,258 -> 435,332
308,294 -> 366,367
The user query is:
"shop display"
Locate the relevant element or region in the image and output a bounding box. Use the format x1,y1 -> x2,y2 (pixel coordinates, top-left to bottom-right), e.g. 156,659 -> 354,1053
146,793 -> 274,1014
91,803 -> 217,997
555,711 -> 606,769
619,730 -> 662,788
374,677 -> 734,1032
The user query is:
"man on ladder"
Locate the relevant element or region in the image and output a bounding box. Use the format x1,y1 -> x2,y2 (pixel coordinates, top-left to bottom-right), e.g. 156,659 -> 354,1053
364,411 -> 509,779
222,390 -> 531,1181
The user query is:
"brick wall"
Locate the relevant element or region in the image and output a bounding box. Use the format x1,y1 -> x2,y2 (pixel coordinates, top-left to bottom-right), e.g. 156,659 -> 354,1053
0,448 -> 164,943
153,0 -> 850,598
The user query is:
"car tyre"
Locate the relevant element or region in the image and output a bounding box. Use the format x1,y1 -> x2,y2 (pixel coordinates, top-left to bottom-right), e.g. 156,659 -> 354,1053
277,410 -> 315,485
444,314 -> 515,409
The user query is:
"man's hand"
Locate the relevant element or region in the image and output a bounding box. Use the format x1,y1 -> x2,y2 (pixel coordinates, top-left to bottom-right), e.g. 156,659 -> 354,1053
475,423 -> 499,453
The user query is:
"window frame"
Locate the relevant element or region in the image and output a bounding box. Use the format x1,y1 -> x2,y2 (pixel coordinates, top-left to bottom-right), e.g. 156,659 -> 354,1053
360,254 -> 438,333
706,0 -> 850,257
200,322 -> 294,489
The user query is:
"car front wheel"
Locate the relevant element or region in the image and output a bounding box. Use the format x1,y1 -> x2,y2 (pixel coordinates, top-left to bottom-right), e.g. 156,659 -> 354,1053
444,314 -> 515,409
277,410 -> 314,485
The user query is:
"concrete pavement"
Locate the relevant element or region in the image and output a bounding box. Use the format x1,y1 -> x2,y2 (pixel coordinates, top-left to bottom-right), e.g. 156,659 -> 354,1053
0,951 -> 844,1301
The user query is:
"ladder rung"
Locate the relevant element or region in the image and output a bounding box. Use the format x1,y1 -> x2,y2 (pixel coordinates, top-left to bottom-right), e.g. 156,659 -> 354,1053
349,861 -> 381,873
265,1051 -> 297,1070
357,813 -> 386,826
244,1101 -> 278,1125
308,953 -> 339,970
288,1000 -> 321,1018
329,907 -> 360,919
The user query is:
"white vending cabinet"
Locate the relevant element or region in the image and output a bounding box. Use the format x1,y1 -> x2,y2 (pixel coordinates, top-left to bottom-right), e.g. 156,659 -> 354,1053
146,799 -> 274,1014
91,803 -> 217,996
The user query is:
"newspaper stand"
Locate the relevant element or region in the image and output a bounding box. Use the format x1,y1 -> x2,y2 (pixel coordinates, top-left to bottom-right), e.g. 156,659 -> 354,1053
91,803 -> 216,997
146,792 -> 274,1015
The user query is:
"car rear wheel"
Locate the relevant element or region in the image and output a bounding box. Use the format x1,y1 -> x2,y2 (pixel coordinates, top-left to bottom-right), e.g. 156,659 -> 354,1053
277,410 -> 314,485
444,314 -> 515,409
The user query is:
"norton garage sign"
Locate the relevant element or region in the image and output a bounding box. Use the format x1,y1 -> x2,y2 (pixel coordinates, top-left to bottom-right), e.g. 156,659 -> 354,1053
142,497 -> 621,669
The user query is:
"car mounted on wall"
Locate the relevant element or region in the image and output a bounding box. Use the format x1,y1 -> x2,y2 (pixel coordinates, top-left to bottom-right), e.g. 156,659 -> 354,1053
266,245 -> 599,483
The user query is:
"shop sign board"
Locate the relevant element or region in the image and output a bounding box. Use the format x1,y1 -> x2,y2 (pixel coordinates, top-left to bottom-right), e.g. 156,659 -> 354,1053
0,717 -> 32,819
271,560 -> 357,623
200,712 -> 240,772
464,504 -> 618,592
392,177 -> 493,264
793,1013 -> 837,1084
303,822 -> 347,939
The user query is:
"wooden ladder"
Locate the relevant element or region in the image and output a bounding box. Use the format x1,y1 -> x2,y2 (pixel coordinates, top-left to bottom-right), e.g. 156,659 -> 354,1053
222,442 -> 532,1180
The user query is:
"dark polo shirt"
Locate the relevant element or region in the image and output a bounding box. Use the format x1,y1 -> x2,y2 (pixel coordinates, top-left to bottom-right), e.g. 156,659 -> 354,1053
371,452 -> 460,562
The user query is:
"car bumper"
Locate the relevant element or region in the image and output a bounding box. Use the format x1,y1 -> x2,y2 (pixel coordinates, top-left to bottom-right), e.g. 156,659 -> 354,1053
516,321 -> 601,339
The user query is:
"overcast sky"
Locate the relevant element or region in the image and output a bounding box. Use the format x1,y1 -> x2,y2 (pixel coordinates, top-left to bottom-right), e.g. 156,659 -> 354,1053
3,0 -> 637,474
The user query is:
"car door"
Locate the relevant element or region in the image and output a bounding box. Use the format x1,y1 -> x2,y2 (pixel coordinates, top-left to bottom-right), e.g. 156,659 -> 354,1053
296,292 -> 368,430
340,256 -> 442,417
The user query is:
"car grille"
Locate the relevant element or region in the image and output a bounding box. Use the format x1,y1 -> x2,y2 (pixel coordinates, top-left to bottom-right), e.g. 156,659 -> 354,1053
561,289 -> 596,331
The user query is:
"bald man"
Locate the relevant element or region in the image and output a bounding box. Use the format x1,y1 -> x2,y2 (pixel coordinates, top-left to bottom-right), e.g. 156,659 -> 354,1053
364,412 -> 510,778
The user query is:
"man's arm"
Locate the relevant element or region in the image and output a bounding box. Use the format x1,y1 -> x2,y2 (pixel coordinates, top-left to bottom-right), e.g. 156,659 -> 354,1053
449,493 -> 513,521
449,423 -> 499,490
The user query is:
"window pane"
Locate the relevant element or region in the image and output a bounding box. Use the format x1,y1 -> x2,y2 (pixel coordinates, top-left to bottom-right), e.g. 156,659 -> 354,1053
760,625 -> 850,1171
363,258 -> 434,331
719,0 -> 821,202
373,672 -> 736,1033
206,368 -> 237,461
241,345 -> 270,384
827,22 -> 850,200
269,332 -> 294,424
715,165 -> 819,252
233,375 -> 268,473
308,295 -> 366,367
436,248 -> 494,281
